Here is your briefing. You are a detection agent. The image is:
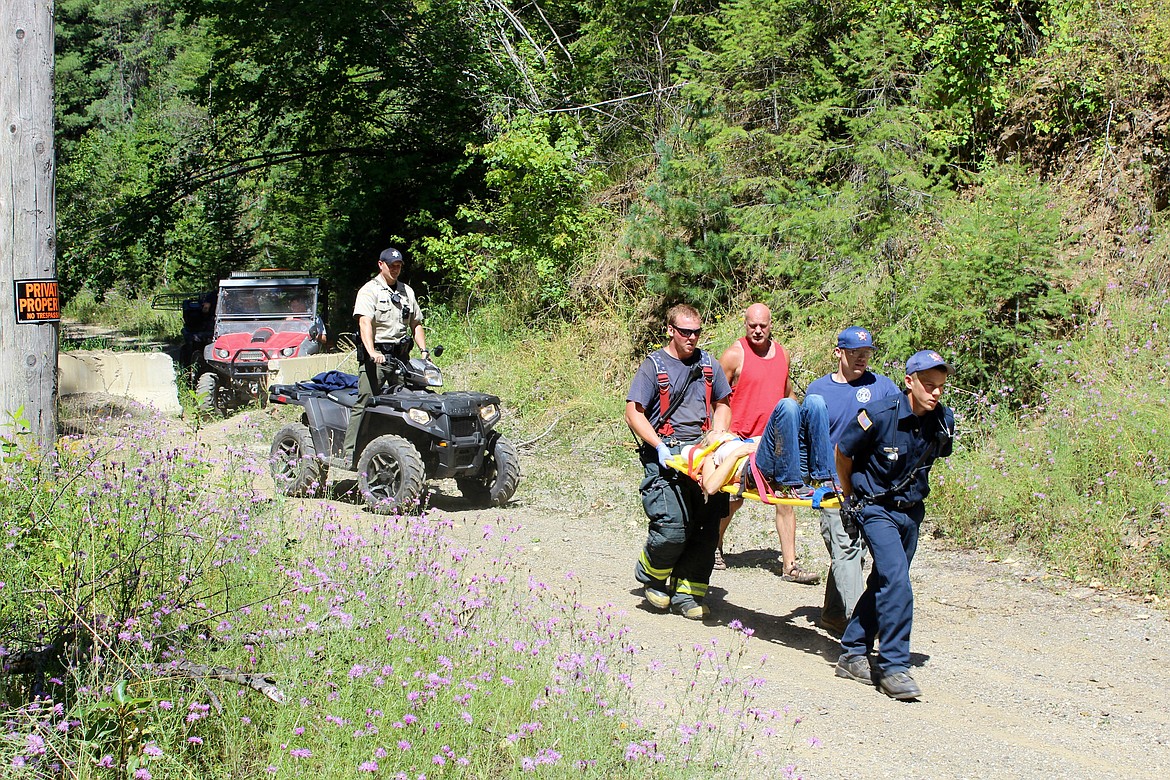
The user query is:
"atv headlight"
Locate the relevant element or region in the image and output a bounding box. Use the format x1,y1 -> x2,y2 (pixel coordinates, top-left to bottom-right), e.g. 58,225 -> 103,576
215,348 -> 230,359
424,368 -> 443,387
280,346 -> 297,357
478,403 -> 500,424
408,408 -> 431,425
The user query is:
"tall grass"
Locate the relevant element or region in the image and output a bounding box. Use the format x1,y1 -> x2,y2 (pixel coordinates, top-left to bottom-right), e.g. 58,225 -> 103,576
63,287 -> 181,342
932,288 -> 1170,596
0,414 -> 800,777
427,303 -> 635,463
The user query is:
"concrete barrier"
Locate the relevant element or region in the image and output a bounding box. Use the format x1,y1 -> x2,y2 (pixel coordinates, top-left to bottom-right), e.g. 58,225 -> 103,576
268,351 -> 358,386
57,349 -> 359,418
59,351 -> 181,416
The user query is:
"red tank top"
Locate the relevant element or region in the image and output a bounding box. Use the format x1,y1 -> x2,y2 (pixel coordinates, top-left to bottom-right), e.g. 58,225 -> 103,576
729,337 -> 790,438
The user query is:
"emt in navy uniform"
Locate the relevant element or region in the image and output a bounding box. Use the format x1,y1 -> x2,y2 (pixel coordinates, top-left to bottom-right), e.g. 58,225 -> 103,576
832,350 -> 955,700
343,247 -> 429,465
626,304 -> 733,620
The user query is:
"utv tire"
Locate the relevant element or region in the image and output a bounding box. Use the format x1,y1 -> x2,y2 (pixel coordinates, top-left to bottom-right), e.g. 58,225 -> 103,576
356,434 -> 426,514
196,371 -> 229,417
269,423 -> 327,497
457,434 -> 520,507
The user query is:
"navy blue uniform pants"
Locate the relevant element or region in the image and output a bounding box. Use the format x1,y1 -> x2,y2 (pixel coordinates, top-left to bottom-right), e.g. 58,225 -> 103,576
840,502 -> 924,675
634,458 -> 728,604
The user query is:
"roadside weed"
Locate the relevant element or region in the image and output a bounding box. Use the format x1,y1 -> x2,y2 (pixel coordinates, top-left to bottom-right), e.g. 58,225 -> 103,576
0,414 -> 801,777
933,289 -> 1170,596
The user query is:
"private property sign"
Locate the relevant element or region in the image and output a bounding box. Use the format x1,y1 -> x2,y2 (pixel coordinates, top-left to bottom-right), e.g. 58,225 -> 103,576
14,279 -> 61,323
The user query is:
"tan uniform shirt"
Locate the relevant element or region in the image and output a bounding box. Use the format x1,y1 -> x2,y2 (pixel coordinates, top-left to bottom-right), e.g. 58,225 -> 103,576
352,276 -> 423,343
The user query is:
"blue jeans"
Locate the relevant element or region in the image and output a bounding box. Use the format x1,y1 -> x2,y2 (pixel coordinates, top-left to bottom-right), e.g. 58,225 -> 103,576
840,502 -> 924,675
754,397 -> 835,487
798,394 -> 834,483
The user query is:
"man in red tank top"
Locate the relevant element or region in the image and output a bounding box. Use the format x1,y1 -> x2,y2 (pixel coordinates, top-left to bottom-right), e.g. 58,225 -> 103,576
715,303 -> 820,584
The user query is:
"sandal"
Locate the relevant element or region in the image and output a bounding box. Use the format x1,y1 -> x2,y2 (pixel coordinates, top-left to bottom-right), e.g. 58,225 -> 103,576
713,548 -> 727,571
780,563 -> 821,585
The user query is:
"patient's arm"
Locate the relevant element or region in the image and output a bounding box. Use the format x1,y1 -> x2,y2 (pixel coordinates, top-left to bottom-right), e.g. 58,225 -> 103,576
701,442 -> 757,495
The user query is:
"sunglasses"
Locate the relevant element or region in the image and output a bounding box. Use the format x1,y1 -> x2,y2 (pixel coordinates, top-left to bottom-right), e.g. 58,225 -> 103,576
671,325 -> 702,338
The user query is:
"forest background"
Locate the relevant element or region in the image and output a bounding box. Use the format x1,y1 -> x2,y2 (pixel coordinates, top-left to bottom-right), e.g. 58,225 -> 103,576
55,0 -> 1170,596
0,0 -> 1163,776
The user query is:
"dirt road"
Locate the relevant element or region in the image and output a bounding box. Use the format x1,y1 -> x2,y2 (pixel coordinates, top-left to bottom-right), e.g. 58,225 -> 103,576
435,450 -> 1170,780
69,317 -> 1170,778
186,405 -> 1167,780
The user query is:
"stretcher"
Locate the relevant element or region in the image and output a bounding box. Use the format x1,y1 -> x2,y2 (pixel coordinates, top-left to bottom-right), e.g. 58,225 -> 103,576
667,439 -> 842,509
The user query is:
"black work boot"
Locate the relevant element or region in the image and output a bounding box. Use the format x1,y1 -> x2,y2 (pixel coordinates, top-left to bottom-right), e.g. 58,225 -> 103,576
834,654 -> 873,684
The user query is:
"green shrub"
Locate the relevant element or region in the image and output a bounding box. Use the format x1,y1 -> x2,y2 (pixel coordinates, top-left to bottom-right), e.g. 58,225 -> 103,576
933,289 -> 1170,596
885,164 -> 1084,409
414,112 -> 604,321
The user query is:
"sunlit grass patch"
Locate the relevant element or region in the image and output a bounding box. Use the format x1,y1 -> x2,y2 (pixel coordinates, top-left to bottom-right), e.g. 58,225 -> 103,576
427,303 -> 634,465
63,286 -> 181,342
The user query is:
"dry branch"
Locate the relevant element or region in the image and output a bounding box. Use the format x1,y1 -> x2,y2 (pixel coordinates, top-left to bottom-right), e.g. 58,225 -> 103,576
143,661 -> 286,705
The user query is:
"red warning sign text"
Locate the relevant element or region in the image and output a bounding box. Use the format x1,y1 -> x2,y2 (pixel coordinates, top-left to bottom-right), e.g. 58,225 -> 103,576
15,279 -> 61,323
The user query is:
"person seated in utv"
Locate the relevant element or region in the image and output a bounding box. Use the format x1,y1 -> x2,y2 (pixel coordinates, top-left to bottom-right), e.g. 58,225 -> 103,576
287,294 -> 328,351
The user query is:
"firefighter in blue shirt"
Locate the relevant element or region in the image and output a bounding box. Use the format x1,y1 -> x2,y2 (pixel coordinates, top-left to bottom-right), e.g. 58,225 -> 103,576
832,350 -> 956,700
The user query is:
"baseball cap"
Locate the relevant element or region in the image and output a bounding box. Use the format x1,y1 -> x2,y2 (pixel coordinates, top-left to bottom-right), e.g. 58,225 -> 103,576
837,326 -> 873,350
905,350 -> 955,375
379,247 -> 404,265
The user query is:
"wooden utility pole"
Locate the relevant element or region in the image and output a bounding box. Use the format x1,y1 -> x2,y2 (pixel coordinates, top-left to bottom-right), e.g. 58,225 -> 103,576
0,1 -> 58,451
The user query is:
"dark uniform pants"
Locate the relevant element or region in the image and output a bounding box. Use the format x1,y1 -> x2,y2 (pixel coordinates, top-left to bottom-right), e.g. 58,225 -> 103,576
633,457 -> 729,604
840,501 -> 924,675
342,359 -> 400,463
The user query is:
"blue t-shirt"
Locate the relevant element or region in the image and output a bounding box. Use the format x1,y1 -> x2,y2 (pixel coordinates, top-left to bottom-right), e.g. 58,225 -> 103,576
627,348 -> 732,444
806,370 -> 901,446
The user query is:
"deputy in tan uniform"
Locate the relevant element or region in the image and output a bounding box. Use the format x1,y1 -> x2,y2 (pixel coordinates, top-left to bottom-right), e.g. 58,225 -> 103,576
342,247 -> 428,464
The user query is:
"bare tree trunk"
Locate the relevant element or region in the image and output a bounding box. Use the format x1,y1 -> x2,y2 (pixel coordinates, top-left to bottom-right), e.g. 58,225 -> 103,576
0,0 -> 57,451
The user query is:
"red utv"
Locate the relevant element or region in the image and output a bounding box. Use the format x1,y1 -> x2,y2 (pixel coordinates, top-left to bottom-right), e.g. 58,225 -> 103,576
195,271 -> 325,416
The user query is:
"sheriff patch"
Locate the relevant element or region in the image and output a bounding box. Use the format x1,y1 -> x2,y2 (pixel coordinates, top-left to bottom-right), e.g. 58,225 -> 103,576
857,410 -> 873,430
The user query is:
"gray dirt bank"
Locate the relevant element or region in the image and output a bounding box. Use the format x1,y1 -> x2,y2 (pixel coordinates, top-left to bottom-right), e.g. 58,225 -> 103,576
206,408 -> 1167,779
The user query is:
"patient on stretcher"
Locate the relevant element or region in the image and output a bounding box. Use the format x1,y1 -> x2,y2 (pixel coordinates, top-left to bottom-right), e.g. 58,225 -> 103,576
679,432 -> 758,497
676,425 -> 839,507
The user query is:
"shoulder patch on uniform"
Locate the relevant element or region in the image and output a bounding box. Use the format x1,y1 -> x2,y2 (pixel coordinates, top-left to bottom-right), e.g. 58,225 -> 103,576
857,410 -> 873,430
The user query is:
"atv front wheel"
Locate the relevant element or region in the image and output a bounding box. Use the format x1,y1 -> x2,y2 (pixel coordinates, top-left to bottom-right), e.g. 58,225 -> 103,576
269,423 -> 327,497
195,371 -> 230,417
457,434 -> 520,507
356,434 -> 426,514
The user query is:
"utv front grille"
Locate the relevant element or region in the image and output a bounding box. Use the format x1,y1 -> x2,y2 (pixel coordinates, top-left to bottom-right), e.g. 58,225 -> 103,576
450,417 -> 479,438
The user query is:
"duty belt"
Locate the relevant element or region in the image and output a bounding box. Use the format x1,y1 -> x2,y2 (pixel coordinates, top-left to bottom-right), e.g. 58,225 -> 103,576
374,338 -> 410,353
871,497 -> 921,510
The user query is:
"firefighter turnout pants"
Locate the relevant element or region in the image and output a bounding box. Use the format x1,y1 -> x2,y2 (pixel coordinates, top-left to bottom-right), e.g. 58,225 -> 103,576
634,457 -> 729,604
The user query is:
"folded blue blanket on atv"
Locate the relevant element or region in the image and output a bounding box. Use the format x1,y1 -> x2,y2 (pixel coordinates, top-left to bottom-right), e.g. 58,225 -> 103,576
297,370 -> 359,392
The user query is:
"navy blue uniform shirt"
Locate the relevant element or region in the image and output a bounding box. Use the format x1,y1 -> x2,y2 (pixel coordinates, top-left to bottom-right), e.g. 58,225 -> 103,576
837,392 -> 955,505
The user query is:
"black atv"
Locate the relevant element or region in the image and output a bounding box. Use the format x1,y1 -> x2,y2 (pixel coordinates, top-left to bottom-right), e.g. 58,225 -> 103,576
266,347 -> 521,513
